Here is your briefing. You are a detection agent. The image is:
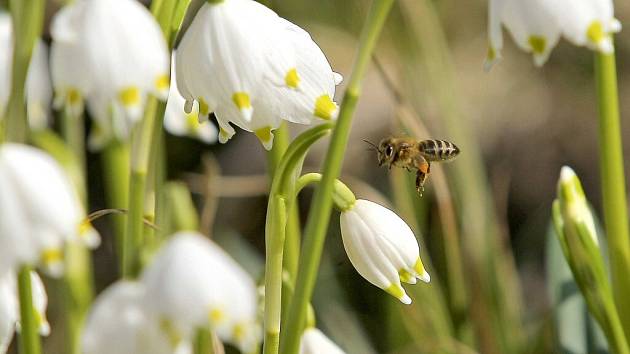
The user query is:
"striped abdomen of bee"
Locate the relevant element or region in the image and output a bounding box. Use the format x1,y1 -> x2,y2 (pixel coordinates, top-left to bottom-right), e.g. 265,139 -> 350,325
418,140 -> 460,162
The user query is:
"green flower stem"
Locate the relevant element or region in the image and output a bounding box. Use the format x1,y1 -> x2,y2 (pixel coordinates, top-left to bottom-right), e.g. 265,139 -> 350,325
279,1 -> 394,353
123,97 -> 160,278
102,140 -> 130,266
266,123 -> 301,279
263,124 -> 333,354
594,50 -> 630,337
193,328 -> 215,354
3,0 -> 45,143
60,110 -> 86,189
295,173 -> 356,211
17,266 -> 41,354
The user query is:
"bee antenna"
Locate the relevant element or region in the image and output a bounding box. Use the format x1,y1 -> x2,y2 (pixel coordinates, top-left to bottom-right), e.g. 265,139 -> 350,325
362,139 -> 378,150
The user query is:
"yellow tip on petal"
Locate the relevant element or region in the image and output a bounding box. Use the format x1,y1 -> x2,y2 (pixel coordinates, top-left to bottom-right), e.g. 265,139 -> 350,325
67,88 -> 82,106
41,248 -> 63,265
399,268 -> 415,284
587,21 -> 605,45
209,308 -> 225,324
285,68 -> 301,89
414,258 -> 430,283
254,126 -> 274,150
186,112 -> 201,133
528,35 -> 546,55
314,94 -> 336,120
155,74 -> 169,95
219,127 -> 232,144
118,86 -> 141,107
385,284 -> 411,304
232,92 -> 252,110
198,97 -> 211,116
233,323 -> 246,341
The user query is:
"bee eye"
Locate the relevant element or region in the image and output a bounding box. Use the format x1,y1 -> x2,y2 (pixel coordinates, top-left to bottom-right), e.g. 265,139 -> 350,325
385,146 -> 393,157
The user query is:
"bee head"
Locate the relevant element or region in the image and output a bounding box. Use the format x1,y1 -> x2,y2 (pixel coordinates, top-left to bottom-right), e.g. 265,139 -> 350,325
377,138 -> 396,168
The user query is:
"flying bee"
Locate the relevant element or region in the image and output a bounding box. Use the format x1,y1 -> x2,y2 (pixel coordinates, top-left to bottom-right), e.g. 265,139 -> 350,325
365,137 -> 460,195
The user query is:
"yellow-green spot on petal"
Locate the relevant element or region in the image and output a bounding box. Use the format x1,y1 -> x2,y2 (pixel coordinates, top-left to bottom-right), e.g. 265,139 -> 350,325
385,284 -> 405,300
67,88 -> 82,105
254,126 -> 272,144
41,248 -> 63,265
232,92 -> 251,110
186,112 -> 201,133
233,323 -> 246,340
587,21 -> 605,44
314,94 -> 336,120
528,36 -> 546,55
78,219 -> 93,238
219,127 -> 230,140
487,46 -> 496,61
399,269 -> 414,283
118,86 -> 140,107
198,97 -> 210,116
285,68 -> 300,88
160,318 -> 182,347
414,257 -> 426,276
155,74 -> 169,92
209,308 -> 225,324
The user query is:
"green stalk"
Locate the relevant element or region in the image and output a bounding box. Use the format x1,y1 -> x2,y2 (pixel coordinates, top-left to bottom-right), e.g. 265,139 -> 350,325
123,98 -> 160,278
266,123 -> 301,279
279,1 -> 394,353
60,110 -> 86,182
193,328 -> 215,354
595,49 -> 630,337
17,267 -> 41,354
102,140 -> 130,266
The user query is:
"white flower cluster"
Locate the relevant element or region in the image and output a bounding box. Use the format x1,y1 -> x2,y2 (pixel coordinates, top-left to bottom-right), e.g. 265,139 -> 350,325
486,0 -> 621,67
0,144 -> 99,277
175,0 -> 343,150
83,232 -> 261,354
340,199 -> 430,304
50,0 -> 169,148
0,13 -> 52,131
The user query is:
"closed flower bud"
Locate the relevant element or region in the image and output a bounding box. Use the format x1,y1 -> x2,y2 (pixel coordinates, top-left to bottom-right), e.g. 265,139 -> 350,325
0,144 -> 99,276
175,0 -> 341,150
50,0 -> 169,143
340,199 -> 430,304
299,328 -> 345,354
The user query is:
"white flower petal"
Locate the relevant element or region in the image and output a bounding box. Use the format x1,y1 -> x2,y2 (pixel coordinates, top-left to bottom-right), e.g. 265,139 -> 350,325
300,328 -> 345,354
26,41 -> 52,131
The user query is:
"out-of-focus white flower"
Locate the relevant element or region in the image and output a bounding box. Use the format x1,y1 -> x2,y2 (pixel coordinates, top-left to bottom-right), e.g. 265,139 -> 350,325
175,0 -> 341,150
82,281 -> 185,354
486,0 -> 621,68
50,0 -> 169,143
557,166 -> 598,244
165,57 -> 217,144
340,199 -> 430,304
141,232 -> 260,352
0,144 -> 99,276
0,13 -> 52,130
299,327 -> 345,354
0,270 -> 50,354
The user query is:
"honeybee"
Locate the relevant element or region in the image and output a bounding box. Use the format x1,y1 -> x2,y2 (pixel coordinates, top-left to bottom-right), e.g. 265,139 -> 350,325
366,137 -> 460,195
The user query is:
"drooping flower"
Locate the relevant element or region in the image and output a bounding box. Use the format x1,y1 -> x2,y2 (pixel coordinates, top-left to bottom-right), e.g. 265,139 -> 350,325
0,13 -> 52,130
175,0 -> 342,150
485,0 -> 621,68
340,199 -> 430,304
50,0 -> 169,144
0,270 -> 50,354
164,56 -> 217,144
141,232 -> 261,351
82,281 -> 187,354
299,328 -> 346,354
0,144 -> 99,276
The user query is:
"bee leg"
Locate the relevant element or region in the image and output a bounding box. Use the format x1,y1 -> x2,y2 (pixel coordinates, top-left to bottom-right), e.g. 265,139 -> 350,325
415,170 -> 427,196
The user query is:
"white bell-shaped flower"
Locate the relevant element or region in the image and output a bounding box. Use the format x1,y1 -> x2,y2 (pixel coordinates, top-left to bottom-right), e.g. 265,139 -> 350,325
299,327 -> 345,354
50,0 -> 169,129
165,57 -> 217,144
0,13 -> 52,130
486,0 -> 562,68
82,281 -> 185,354
552,0 -> 621,53
141,231 -> 260,351
0,144 -> 99,276
0,270 -> 50,354
175,0 -> 341,150
340,199 -> 430,304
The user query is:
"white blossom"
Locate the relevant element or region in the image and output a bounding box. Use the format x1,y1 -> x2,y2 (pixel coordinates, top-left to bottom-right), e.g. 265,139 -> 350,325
553,0 -> 621,53
0,144 -> 99,276
82,281 -> 186,354
175,0 -> 341,150
50,0 -> 169,144
0,13 -> 52,130
340,199 -> 430,304
141,232 -> 261,352
299,328 -> 345,354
